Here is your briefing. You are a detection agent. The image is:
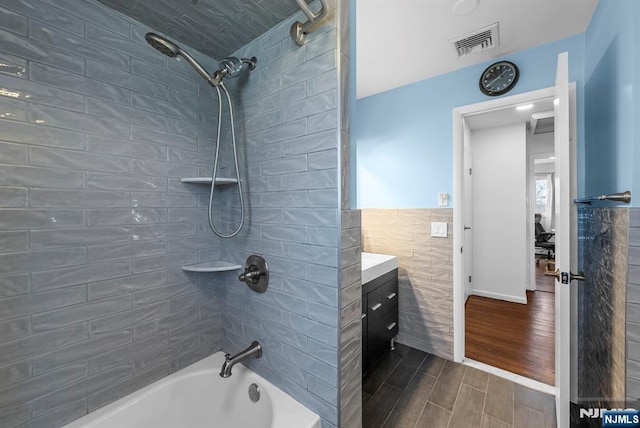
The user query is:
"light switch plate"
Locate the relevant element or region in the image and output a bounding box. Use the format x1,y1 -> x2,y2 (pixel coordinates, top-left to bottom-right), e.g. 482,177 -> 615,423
438,192 -> 448,207
431,222 -> 448,238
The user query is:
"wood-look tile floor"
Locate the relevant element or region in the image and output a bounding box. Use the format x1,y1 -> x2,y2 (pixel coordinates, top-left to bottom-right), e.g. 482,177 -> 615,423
362,344 -> 557,428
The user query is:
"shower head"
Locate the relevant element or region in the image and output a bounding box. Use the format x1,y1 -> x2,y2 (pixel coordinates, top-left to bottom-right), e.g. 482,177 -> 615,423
215,56 -> 258,83
145,33 -> 257,87
145,32 -> 217,87
218,57 -> 242,79
145,33 -> 179,58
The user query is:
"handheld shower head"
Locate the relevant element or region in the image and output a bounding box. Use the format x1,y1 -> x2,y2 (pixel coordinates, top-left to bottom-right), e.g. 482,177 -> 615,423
145,32 -> 217,87
145,33 -> 257,88
145,33 -> 179,58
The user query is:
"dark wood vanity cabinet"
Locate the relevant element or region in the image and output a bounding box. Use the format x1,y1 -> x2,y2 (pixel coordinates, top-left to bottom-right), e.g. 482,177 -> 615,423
362,269 -> 398,373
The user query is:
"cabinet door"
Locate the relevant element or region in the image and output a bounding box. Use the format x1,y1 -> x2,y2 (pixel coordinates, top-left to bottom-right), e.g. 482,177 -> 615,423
362,293 -> 369,372
367,311 -> 387,367
362,269 -> 399,372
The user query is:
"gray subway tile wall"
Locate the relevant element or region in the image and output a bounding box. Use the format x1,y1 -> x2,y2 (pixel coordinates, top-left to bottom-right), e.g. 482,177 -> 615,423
211,2 -> 348,426
577,207 -> 628,413
628,208 -> 640,403
340,209 -> 362,428
0,1 -> 354,427
94,0 -> 300,61
336,21 -> 353,428
0,0 -> 227,425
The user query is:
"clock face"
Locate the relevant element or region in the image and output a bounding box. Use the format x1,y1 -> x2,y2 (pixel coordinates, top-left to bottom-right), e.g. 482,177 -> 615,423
479,61 -> 519,96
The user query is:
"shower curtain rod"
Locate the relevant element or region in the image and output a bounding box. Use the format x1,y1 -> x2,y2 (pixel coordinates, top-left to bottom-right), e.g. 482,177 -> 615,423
290,0 -> 328,46
573,191 -> 631,205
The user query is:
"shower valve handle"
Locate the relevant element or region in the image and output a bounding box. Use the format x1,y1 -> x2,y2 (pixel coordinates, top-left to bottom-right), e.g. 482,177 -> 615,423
239,268 -> 261,284
238,255 -> 269,293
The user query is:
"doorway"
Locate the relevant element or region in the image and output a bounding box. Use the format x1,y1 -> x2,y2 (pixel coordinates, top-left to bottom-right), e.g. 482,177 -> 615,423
530,147 -> 557,293
452,67 -> 578,427
454,86 -> 575,378
459,97 -> 557,387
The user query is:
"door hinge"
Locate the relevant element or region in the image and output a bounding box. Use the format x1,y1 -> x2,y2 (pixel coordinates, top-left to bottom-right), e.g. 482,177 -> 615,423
460,246 -> 463,254
468,275 -> 472,283
469,168 -> 472,175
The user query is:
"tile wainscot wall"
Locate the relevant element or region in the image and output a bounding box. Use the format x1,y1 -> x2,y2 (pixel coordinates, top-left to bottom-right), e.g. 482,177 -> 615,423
361,209 -> 454,360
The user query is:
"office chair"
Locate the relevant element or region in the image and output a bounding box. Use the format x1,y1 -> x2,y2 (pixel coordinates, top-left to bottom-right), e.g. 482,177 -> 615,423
535,213 -> 555,262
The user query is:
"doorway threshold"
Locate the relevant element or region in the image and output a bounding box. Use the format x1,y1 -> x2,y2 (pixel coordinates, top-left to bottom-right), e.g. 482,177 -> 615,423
463,358 -> 555,395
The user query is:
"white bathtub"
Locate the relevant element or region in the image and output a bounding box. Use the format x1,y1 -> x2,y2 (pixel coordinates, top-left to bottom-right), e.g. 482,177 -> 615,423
63,352 -> 320,428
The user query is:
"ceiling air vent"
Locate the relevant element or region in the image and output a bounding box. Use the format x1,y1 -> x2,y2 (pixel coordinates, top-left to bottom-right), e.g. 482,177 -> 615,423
451,23 -> 500,57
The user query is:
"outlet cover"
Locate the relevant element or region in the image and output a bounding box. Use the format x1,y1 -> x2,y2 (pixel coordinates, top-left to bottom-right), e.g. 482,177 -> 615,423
431,222 -> 448,238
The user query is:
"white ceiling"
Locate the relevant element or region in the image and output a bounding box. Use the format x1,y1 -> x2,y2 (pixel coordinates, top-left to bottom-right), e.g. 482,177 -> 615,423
356,0 -> 599,99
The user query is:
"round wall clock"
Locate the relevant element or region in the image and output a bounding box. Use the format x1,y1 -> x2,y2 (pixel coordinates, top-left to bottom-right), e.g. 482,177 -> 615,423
479,61 -> 519,96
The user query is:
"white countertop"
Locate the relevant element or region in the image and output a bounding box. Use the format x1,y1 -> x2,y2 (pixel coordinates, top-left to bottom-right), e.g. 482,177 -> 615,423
361,252 -> 398,284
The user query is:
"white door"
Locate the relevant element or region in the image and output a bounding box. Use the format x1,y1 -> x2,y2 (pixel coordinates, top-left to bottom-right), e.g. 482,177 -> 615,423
553,51 -> 574,428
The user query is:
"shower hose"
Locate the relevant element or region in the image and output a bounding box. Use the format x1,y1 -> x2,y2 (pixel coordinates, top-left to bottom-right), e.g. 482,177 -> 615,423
207,82 -> 245,238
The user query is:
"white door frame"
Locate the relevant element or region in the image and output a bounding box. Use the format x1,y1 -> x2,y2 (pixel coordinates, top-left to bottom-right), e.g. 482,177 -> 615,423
462,119 -> 473,302
453,86 -> 555,361
452,83 -> 577,383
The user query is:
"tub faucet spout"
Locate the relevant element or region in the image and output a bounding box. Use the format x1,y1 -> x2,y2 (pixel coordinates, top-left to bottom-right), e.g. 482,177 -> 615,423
220,341 -> 262,378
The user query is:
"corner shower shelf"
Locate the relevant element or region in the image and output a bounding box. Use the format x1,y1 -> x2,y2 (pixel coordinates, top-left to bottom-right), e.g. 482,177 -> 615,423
181,260 -> 242,273
180,177 -> 238,185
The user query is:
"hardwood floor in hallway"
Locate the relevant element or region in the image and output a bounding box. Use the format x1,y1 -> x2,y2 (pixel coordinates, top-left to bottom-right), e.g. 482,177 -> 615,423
465,287 -> 555,385
535,258 -> 556,293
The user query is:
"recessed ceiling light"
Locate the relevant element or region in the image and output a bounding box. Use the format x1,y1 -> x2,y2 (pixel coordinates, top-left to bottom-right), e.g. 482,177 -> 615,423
549,156 -> 556,160
516,104 -> 534,111
452,0 -> 479,16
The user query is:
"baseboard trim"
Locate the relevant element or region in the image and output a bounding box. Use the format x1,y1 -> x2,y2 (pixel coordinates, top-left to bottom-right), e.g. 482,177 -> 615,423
470,289 -> 527,304
463,359 -> 555,395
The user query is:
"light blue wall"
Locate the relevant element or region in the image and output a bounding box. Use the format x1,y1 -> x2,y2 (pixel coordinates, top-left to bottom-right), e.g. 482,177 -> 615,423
584,0 -> 639,206
355,35 -> 585,208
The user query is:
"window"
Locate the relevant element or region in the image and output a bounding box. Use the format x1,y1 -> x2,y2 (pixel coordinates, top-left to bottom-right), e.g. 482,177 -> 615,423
535,175 -> 554,230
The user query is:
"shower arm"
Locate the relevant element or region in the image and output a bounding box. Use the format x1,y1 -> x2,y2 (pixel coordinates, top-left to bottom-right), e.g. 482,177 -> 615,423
290,0 -> 328,46
241,57 -> 257,70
